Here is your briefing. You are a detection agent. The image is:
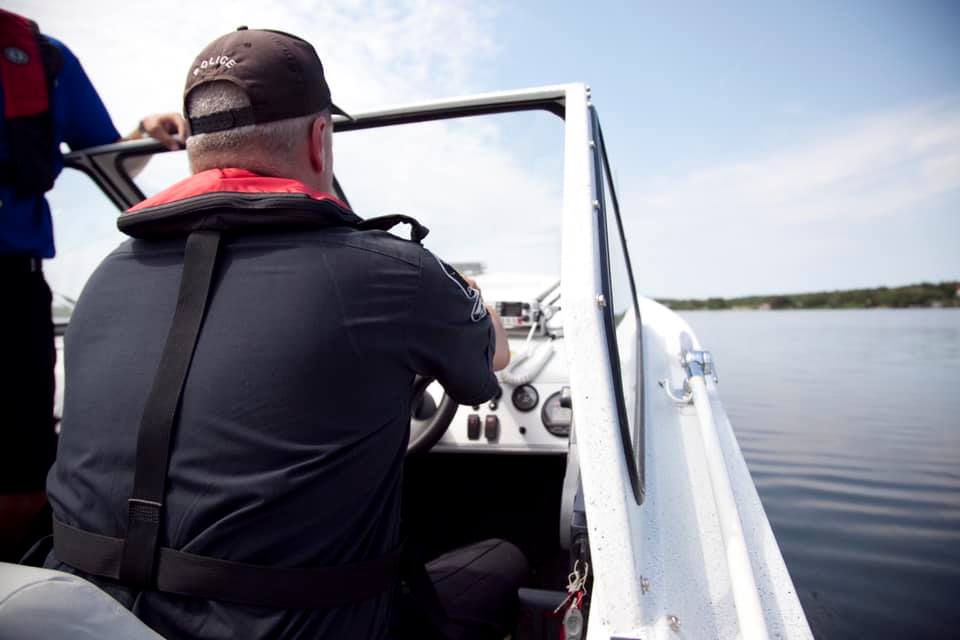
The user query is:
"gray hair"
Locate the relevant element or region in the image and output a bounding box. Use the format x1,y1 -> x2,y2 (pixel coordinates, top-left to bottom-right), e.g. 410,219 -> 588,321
185,82 -> 326,175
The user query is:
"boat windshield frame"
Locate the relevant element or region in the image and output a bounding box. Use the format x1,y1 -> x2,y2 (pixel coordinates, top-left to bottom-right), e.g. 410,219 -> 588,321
590,107 -> 645,504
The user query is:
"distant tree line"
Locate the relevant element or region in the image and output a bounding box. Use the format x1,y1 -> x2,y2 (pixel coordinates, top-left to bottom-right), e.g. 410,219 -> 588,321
658,281 -> 960,311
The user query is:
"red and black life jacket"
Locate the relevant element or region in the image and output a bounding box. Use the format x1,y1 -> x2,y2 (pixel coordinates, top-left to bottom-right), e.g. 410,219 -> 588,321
0,9 -> 62,194
51,169 -> 428,609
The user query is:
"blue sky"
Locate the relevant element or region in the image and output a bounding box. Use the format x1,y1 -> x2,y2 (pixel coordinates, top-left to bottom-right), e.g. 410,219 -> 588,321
494,2 -> 959,162
488,1 -> 960,297
12,0 -> 960,298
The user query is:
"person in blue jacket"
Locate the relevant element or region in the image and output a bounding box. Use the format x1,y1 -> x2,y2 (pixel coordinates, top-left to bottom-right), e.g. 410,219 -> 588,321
0,8 -> 186,560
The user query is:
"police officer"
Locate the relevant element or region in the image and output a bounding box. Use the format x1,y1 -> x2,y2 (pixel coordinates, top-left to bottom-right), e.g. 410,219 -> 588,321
0,8 -> 186,561
44,28 -> 525,639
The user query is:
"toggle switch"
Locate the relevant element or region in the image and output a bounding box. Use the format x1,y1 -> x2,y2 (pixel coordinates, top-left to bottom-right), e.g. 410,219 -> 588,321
467,414 -> 481,440
484,415 -> 500,441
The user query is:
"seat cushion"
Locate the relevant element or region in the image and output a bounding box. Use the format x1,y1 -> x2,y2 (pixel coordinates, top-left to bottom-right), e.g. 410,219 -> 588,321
0,562 -> 162,640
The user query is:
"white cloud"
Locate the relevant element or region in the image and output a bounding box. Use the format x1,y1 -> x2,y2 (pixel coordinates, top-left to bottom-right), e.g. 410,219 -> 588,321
9,0 -> 497,127
617,101 -> 960,298
629,100 -> 960,226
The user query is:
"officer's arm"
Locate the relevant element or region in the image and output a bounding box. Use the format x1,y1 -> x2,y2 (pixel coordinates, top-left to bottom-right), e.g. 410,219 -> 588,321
460,274 -> 509,371
488,304 -> 510,371
408,252 -> 502,406
58,40 -> 119,151
57,40 -> 184,178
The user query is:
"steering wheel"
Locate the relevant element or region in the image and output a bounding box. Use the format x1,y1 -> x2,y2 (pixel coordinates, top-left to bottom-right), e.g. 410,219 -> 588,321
408,376 -> 459,455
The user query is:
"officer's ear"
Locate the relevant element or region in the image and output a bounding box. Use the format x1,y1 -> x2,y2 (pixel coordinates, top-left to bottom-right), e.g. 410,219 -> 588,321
308,115 -> 329,175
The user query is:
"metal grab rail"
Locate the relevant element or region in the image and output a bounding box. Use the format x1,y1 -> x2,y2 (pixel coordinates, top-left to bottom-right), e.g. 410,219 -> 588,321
684,350 -> 771,640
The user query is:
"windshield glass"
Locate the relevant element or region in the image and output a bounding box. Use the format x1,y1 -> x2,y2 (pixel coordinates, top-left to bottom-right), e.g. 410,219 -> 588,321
123,149 -> 192,198
334,110 -> 564,281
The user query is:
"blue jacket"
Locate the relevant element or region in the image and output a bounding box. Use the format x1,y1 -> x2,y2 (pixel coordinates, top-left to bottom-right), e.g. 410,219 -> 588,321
0,34 -> 119,257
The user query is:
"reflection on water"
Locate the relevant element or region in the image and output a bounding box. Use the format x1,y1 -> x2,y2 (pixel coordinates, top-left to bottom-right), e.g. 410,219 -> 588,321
681,309 -> 960,640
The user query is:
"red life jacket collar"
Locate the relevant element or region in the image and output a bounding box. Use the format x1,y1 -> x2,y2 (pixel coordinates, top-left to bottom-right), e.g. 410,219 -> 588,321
126,168 -> 349,214
119,168 -> 430,244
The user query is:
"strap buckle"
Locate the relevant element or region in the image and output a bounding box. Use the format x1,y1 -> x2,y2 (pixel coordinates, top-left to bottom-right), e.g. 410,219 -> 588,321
119,498 -> 164,587
127,498 -> 162,523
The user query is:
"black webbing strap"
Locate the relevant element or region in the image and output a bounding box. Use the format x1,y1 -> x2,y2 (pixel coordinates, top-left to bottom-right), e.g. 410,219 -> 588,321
54,519 -> 402,609
119,230 -> 221,588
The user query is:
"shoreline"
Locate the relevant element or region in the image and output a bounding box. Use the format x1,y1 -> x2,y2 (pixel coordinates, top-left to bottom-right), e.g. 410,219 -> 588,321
657,281 -> 959,312
670,305 -> 960,311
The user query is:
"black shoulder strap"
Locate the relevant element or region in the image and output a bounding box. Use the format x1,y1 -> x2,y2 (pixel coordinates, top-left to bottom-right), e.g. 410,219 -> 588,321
119,230 -> 221,587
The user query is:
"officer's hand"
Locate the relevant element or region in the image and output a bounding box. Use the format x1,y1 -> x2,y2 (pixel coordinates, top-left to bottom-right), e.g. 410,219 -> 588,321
461,274 -> 480,294
139,112 -> 188,150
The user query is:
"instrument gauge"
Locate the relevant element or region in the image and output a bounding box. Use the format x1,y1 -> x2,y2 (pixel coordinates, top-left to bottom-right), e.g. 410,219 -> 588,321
511,384 -> 539,412
541,391 -> 572,438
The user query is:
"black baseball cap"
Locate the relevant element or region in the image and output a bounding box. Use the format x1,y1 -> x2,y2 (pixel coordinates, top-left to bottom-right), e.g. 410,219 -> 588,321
184,27 -> 349,135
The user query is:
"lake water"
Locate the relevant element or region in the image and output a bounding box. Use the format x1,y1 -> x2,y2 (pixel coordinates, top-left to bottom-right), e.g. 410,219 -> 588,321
680,309 -> 960,640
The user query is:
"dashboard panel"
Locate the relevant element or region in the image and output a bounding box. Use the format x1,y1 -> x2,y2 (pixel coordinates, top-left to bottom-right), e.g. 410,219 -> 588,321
432,337 -> 569,454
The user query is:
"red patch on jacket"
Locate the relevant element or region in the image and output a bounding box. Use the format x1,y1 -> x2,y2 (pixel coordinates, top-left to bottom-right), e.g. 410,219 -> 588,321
0,9 -> 49,118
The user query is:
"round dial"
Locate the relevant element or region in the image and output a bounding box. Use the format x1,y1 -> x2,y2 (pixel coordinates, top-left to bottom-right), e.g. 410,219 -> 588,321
511,384 -> 539,412
541,391 -> 572,438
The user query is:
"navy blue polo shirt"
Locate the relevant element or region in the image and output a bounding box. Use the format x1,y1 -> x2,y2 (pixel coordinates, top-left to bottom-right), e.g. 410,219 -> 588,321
0,36 -> 119,257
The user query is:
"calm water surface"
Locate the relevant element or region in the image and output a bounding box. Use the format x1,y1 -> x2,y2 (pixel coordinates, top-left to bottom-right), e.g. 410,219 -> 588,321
680,309 -> 960,640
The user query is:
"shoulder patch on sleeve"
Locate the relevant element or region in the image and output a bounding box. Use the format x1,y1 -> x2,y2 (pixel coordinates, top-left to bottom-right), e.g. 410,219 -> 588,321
433,254 -> 488,322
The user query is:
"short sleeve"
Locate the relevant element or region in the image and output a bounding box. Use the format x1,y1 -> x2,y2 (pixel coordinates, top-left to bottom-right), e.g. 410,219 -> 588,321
408,250 -> 499,405
54,40 -> 120,151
